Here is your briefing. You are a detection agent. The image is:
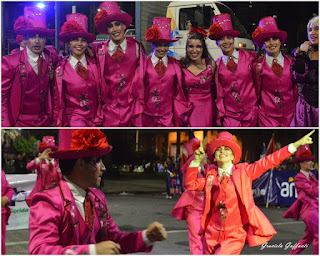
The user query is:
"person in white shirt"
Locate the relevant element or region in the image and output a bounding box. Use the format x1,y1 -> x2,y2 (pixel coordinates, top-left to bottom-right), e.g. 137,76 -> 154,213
252,16 -> 297,127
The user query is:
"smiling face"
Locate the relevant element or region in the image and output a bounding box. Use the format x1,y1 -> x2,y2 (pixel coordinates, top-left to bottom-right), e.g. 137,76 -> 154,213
217,35 -> 234,56
214,146 -> 234,165
106,21 -> 126,45
187,39 -> 203,62
308,24 -> 319,46
152,42 -> 170,59
69,37 -> 88,60
263,37 -> 281,57
26,33 -> 46,55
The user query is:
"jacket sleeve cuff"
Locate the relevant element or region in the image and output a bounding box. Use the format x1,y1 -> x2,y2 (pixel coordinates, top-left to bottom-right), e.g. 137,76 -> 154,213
142,230 -> 154,247
35,158 -> 41,164
288,143 -> 297,153
189,161 -> 201,170
89,244 -> 96,255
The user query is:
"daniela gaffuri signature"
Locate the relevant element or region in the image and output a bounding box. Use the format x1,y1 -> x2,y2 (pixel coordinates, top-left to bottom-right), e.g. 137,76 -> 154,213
260,242 -> 310,251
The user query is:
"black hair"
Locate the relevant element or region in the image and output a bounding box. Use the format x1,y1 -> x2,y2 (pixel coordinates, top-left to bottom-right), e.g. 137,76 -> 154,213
25,33 -> 47,40
180,32 -> 211,68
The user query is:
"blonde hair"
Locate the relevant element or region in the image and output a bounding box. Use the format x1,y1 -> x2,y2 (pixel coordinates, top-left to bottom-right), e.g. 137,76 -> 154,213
307,15 -> 319,31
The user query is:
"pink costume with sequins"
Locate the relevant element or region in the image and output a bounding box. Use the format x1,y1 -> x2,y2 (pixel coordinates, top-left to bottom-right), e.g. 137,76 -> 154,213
53,56 -> 102,127
255,54 -> 297,127
182,59 -> 216,127
215,49 -> 258,127
1,47 -> 60,127
92,37 -> 146,127
28,178 -> 152,254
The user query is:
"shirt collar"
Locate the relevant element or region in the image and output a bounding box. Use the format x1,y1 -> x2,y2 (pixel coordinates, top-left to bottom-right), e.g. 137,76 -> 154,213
218,164 -> 233,178
151,53 -> 168,67
222,49 -> 239,63
300,170 -> 310,179
68,55 -> 87,68
108,38 -> 127,52
266,51 -> 284,64
64,176 -> 86,204
27,46 -> 45,62
45,159 -> 55,165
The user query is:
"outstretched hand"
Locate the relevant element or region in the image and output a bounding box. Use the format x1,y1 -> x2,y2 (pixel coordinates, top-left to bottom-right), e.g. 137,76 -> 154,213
292,130 -> 315,149
146,221 -> 167,242
194,141 -> 205,164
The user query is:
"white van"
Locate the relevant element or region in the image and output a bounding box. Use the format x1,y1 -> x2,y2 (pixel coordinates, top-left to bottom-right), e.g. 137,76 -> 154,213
167,1 -> 255,59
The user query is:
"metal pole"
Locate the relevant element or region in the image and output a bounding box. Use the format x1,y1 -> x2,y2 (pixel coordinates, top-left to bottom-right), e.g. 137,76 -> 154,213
135,130 -> 139,152
135,2 -> 141,41
54,2 -> 60,51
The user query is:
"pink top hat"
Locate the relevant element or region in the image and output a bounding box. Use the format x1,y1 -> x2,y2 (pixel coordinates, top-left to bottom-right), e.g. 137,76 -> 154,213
209,13 -> 240,40
205,131 -> 242,164
58,13 -> 96,43
293,145 -> 315,164
145,17 -> 179,43
252,16 -> 287,48
49,129 -> 113,159
15,7 -> 55,36
38,136 -> 58,153
94,1 -> 132,34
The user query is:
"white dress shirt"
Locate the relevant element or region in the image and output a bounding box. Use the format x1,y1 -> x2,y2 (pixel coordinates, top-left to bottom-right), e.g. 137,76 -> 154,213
35,158 -> 55,165
218,164 -> 233,180
107,38 -> 140,58
266,51 -> 284,68
222,49 -> 239,65
150,54 -> 168,68
68,55 -> 88,70
27,46 -> 45,75
300,170 -> 310,179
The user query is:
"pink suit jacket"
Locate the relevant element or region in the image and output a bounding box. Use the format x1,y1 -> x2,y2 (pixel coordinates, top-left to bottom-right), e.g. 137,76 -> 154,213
29,178 -> 152,255
1,170 -> 15,224
1,46 -> 61,126
184,146 -> 293,247
283,172 -> 318,220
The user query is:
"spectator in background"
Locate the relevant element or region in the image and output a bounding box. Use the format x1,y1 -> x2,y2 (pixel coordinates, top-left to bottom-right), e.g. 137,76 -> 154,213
185,20 -> 192,30
10,34 -> 27,55
1,170 -> 15,254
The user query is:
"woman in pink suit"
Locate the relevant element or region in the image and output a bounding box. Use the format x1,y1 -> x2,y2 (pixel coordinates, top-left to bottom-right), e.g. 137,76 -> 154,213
1,170 -> 15,254
142,17 -> 191,127
283,145 -> 318,254
252,16 -> 297,127
181,26 -> 216,127
172,138 -> 205,254
29,129 -> 167,255
184,130 -> 314,254
25,136 -> 61,207
209,14 -> 258,127
53,13 -> 102,127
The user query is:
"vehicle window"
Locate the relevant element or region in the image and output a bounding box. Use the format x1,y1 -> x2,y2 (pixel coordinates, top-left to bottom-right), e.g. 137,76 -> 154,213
179,6 -> 213,30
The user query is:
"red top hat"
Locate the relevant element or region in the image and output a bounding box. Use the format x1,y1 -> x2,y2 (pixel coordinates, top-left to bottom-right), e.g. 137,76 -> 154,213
38,136 -> 58,153
252,16 -> 287,48
205,131 -> 241,164
293,145 -> 315,164
94,1 -> 132,34
58,13 -> 96,43
15,7 -> 55,36
145,17 -> 179,43
49,129 -> 112,159
209,13 -> 240,40
181,138 -> 200,174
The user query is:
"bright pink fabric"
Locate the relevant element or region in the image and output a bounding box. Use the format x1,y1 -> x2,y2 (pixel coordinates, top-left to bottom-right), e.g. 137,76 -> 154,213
28,178 -> 152,254
184,146 -> 293,250
215,50 -> 258,127
53,56 -> 102,127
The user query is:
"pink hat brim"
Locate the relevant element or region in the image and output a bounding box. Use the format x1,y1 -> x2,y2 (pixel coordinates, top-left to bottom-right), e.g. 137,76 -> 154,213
206,139 -> 241,164
95,13 -> 132,34
253,31 -> 287,48
58,32 -> 96,43
39,145 -> 59,153
293,155 -> 315,164
209,30 -> 240,40
147,38 -> 179,43
49,146 -> 113,159
16,27 -> 55,36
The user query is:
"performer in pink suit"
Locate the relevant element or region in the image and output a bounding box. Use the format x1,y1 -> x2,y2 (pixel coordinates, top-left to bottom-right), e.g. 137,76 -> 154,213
209,14 -> 258,127
143,17 -> 191,127
53,13 -> 102,127
10,35 -> 27,55
1,7 -> 60,127
252,16 -> 297,127
1,170 -> 15,255
92,1 -> 146,127
172,138 -> 205,254
25,136 -> 61,207
283,145 -> 318,254
29,129 -> 167,255
181,26 -> 216,127
184,130 -> 314,254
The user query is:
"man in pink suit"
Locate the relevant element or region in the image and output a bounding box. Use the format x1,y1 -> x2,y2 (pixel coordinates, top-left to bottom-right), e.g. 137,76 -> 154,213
1,170 -> 15,254
143,17 -> 191,127
29,129 -> 167,255
283,145 -> 318,254
25,136 -> 61,207
209,14 -> 258,127
1,7 -> 60,127
184,130 -> 315,254
92,1 -> 146,127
